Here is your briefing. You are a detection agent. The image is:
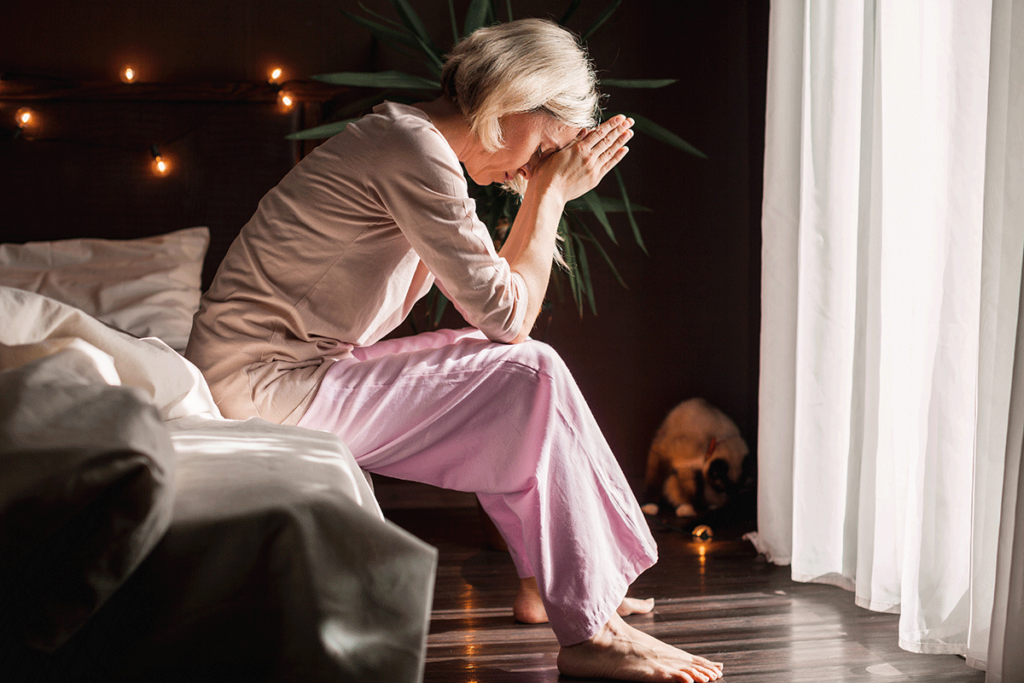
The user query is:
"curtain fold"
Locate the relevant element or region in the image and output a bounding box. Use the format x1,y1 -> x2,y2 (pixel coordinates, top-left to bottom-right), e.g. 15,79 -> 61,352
755,0 -> 1023,674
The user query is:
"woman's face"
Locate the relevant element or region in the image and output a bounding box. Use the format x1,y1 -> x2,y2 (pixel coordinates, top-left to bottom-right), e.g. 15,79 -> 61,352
462,111 -> 581,187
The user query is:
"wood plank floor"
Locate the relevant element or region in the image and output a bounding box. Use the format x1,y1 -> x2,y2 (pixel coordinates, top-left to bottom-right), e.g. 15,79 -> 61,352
376,477 -> 986,683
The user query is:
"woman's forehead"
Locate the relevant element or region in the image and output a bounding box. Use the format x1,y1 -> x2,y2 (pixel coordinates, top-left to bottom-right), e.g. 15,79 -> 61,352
537,115 -> 581,149
499,110 -> 579,149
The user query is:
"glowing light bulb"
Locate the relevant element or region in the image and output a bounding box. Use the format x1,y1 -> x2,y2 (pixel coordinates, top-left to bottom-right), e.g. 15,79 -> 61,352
269,67 -> 283,83
150,145 -> 171,176
278,90 -> 294,108
16,108 -> 34,127
121,66 -> 136,83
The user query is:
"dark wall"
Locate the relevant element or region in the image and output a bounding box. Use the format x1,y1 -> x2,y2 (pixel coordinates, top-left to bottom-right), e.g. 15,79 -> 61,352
0,1 -> 767,486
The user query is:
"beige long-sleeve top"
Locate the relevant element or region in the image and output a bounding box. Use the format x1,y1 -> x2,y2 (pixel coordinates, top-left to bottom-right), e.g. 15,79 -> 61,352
185,102 -> 526,424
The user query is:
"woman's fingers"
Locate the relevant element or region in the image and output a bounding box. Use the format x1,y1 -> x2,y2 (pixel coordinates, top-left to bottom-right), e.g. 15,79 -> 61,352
533,115 -> 633,201
585,115 -> 633,151
587,118 -> 633,174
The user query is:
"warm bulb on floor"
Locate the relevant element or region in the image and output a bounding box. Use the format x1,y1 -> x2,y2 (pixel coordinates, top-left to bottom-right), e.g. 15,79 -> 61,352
121,66 -> 137,83
278,90 -> 294,108
269,67 -> 283,83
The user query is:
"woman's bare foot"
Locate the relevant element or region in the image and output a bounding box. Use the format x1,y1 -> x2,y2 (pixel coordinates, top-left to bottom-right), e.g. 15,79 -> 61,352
513,577 -> 656,624
557,612 -> 724,683
513,577 -> 549,623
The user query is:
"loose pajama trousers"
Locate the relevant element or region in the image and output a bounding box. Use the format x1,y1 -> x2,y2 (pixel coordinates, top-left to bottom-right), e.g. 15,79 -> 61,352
297,327 -> 658,646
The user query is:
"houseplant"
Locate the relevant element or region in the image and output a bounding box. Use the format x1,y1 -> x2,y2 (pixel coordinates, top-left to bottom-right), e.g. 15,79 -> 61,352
288,0 -> 704,322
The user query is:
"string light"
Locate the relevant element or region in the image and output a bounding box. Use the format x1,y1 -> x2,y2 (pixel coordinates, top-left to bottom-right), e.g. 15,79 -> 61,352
268,67 -> 295,110
150,144 -> 171,176
15,107 -> 35,128
120,66 -> 137,83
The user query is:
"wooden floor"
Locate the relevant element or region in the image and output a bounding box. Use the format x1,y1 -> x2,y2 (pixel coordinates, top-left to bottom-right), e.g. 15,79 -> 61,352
376,477 -> 985,683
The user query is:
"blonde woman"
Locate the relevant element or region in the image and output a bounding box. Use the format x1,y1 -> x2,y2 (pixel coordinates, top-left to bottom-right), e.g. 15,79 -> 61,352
187,18 -> 723,683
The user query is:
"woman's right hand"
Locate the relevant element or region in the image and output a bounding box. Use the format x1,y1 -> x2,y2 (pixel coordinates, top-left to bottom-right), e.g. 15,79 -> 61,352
532,114 -> 634,203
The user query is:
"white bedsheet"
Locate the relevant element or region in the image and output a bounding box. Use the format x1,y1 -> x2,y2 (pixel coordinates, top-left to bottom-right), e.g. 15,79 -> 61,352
0,287 -> 437,682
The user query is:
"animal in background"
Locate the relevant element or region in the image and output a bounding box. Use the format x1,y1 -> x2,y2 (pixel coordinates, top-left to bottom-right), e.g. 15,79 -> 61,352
641,398 -> 752,518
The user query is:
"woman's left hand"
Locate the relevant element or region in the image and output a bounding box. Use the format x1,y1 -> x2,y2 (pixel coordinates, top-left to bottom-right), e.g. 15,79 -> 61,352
532,115 -> 634,202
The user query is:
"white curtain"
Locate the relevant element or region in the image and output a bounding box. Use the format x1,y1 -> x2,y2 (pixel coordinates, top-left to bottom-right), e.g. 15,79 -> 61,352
754,0 -> 1023,678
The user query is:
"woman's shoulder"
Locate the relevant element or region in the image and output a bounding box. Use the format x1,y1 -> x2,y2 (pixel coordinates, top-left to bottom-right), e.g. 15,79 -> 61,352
359,102 -> 456,162
338,102 -> 463,194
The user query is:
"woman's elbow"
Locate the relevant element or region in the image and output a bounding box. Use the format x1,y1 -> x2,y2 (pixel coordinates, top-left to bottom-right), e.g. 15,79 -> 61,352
508,330 -> 531,344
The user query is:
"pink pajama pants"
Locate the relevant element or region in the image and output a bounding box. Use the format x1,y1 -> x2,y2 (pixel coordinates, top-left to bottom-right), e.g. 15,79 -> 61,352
297,327 -> 658,646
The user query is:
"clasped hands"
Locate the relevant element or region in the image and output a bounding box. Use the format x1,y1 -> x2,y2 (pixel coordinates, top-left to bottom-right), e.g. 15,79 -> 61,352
531,115 -> 635,203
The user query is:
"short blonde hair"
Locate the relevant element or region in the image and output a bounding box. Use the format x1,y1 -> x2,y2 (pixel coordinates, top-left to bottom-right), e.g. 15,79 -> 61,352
442,18 -> 601,156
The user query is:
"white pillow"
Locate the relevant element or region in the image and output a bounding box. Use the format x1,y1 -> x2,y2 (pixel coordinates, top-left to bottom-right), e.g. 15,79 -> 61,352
0,227 -> 209,352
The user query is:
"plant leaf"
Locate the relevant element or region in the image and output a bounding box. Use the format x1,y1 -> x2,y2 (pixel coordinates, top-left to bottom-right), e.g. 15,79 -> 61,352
617,111 -> 707,158
447,0 -> 459,42
601,78 -> 677,89
333,92 -> 389,119
313,71 -> 440,90
573,234 -> 597,315
614,167 -> 647,254
412,35 -> 445,74
580,190 -> 617,245
463,0 -> 490,35
341,9 -> 419,50
559,0 -> 584,25
579,220 -> 628,289
286,118 -> 357,140
357,2 -> 406,31
391,0 -> 437,49
565,194 -> 651,213
582,0 -> 623,41
560,218 -> 583,315
432,289 -> 449,327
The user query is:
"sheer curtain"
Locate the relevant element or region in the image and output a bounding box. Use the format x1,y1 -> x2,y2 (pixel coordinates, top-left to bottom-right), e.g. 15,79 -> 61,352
753,0 -> 1023,678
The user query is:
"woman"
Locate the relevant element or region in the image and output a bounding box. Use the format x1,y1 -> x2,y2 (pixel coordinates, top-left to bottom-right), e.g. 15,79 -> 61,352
187,18 -> 724,683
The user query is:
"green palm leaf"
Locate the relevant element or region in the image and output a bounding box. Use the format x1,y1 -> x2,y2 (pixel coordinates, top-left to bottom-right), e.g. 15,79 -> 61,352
341,10 -> 419,50
313,71 -> 440,90
464,0 -> 491,35
413,35 -> 445,74
559,0 -> 584,25
613,168 -> 647,254
565,194 -> 650,213
617,112 -> 707,158
432,288 -> 449,326
573,233 -> 597,315
582,0 -> 622,41
601,78 -> 677,89
392,0 -> 437,50
333,92 -> 390,119
357,3 -> 407,31
447,0 -> 459,41
580,189 -> 617,245
579,220 -> 627,289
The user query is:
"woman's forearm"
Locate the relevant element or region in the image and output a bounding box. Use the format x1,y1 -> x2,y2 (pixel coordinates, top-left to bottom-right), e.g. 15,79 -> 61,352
497,115 -> 633,343
499,182 -> 566,343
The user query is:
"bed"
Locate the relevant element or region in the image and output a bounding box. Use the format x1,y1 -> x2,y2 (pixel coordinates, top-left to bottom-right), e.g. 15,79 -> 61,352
0,227 -> 437,683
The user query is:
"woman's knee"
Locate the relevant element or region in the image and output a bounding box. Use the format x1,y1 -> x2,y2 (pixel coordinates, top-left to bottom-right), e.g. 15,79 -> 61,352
505,339 -> 570,377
